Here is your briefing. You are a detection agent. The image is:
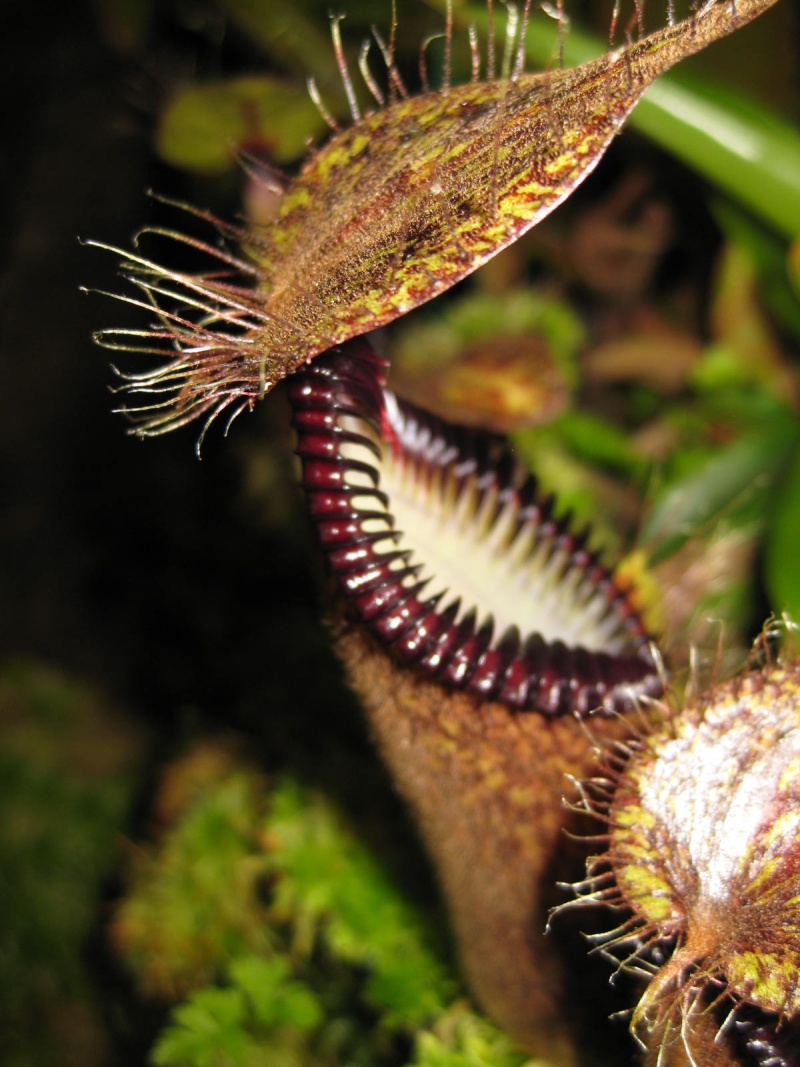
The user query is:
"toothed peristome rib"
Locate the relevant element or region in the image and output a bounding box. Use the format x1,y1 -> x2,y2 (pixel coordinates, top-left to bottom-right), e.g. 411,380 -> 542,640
289,339 -> 659,716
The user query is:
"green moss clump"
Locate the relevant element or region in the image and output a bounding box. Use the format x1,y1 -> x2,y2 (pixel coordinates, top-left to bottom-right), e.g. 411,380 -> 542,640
116,741 -> 547,1067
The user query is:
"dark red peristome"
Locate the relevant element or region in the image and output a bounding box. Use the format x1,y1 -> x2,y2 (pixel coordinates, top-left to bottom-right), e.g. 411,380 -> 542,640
288,339 -> 660,716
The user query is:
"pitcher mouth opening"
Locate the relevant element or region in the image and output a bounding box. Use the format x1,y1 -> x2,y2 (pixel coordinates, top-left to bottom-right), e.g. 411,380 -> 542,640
289,337 -> 661,716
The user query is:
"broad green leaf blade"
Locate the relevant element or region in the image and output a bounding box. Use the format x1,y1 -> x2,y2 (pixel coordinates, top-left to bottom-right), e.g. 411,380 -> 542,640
640,416 -> 798,564
765,444 -> 800,621
634,77 -> 800,240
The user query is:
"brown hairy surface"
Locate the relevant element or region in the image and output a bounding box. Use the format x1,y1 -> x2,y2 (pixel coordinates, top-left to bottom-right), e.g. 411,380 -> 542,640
333,602 -> 637,1065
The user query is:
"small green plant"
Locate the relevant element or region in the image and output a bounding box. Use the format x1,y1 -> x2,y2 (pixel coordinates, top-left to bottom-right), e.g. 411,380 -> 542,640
152,956 -> 323,1067
117,742 -> 542,1067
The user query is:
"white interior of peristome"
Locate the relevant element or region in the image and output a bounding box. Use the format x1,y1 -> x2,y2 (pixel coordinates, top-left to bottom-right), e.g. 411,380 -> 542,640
338,409 -> 633,654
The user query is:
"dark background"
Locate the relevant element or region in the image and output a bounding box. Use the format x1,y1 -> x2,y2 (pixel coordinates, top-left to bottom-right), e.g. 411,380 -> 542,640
1,0 -> 340,731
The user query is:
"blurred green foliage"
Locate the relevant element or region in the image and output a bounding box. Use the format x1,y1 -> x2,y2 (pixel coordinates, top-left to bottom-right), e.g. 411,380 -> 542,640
113,755 -> 275,997
156,78 -> 329,174
0,662 -> 146,1067
118,745 -> 539,1067
152,956 -> 324,1067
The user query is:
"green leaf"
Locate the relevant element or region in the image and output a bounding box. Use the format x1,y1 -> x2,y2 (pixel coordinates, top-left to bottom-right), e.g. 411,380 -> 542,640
548,409 -> 642,476
152,988 -> 252,1067
156,77 -> 328,174
640,416 -> 798,563
229,955 -> 323,1032
765,443 -> 800,621
439,290 -> 583,358
631,75 -> 800,240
